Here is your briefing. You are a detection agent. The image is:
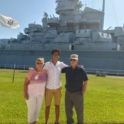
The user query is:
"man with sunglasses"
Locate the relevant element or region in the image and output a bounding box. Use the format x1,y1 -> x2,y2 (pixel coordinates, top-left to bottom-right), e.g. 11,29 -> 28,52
43,49 -> 68,124
61,54 -> 88,124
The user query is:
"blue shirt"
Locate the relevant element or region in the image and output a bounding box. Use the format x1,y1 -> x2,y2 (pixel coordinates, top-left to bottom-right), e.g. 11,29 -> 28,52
61,66 -> 88,93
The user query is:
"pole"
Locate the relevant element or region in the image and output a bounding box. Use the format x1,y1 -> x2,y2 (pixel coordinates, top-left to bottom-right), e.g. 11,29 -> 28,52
101,0 -> 105,30
12,63 -> 16,82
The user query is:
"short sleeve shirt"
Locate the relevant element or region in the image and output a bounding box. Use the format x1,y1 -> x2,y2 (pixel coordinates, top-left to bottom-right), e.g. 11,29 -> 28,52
26,69 -> 47,97
43,61 -> 68,89
61,66 -> 88,93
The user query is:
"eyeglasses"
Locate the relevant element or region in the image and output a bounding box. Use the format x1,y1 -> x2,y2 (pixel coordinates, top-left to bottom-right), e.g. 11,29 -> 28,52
70,59 -> 76,61
36,62 -> 43,65
53,54 -> 59,56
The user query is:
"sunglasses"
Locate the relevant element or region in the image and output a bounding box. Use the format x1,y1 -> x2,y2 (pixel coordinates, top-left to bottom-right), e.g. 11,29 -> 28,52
70,59 -> 76,61
53,54 -> 60,56
36,62 -> 43,65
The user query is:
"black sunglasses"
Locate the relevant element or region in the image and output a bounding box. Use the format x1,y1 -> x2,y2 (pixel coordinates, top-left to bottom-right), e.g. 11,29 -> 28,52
36,62 -> 43,65
70,59 -> 76,61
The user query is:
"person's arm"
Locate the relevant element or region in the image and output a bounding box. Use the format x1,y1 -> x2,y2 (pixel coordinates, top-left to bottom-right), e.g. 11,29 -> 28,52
24,70 -> 32,100
82,68 -> 88,95
78,65 -> 84,68
82,80 -> 88,94
24,77 -> 30,100
61,67 -> 67,73
43,70 -> 48,78
61,62 -> 68,69
29,67 -> 34,71
43,63 -> 48,71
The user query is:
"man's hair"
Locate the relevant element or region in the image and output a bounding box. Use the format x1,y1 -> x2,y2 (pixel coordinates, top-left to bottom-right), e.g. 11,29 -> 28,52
51,48 -> 61,55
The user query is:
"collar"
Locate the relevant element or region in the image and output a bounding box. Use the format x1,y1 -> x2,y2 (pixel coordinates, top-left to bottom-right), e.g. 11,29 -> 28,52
50,60 -> 60,66
70,66 -> 78,70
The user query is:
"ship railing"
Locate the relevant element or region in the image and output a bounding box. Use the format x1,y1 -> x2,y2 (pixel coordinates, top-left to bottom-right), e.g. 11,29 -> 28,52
85,68 -> 124,76
0,64 -> 124,76
0,64 -> 34,70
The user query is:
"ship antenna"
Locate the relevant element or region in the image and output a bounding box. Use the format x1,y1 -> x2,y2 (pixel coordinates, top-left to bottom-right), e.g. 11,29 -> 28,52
101,0 -> 105,30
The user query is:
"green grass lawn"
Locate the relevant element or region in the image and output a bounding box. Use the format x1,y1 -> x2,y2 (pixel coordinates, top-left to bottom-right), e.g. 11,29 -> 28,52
0,69 -> 124,124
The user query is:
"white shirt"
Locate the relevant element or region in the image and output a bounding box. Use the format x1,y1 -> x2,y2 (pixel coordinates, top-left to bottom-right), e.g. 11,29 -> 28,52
43,61 -> 68,89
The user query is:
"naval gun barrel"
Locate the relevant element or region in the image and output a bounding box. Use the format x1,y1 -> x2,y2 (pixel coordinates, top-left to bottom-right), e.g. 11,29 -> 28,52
105,26 -> 112,34
106,26 -> 112,31
102,26 -> 112,37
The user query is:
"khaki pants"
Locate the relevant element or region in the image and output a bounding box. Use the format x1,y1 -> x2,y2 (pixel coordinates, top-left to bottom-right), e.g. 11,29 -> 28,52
65,90 -> 84,124
45,87 -> 62,106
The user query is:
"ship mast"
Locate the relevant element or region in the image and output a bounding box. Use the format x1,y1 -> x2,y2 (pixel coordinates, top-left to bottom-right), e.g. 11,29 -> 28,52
101,0 -> 105,30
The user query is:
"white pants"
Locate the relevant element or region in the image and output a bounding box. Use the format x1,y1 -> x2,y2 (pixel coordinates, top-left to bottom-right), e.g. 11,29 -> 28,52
26,95 -> 44,123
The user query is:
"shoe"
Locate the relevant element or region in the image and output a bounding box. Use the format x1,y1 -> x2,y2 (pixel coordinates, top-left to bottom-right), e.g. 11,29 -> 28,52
45,122 -> 49,124
55,122 -> 60,124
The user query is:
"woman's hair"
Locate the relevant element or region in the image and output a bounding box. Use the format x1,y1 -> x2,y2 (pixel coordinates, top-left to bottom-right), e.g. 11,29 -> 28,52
35,58 -> 44,64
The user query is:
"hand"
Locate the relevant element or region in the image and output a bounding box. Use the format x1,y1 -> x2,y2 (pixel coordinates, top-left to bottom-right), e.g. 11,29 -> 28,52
24,93 -> 29,100
28,67 -> 34,71
79,65 -> 84,68
82,90 -> 85,95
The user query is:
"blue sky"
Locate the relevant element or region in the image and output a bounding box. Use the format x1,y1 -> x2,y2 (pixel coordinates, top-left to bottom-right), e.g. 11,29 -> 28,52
0,0 -> 124,39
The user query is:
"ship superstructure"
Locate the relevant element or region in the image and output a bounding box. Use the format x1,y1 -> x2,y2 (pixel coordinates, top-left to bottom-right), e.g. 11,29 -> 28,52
0,0 -> 124,74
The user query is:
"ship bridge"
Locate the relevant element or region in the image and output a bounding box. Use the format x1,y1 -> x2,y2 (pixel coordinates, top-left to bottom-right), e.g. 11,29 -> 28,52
56,6 -> 75,14
47,18 -> 60,26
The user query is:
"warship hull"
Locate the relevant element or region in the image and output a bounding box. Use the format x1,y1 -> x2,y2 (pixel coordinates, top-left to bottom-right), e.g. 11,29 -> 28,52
0,50 -> 124,74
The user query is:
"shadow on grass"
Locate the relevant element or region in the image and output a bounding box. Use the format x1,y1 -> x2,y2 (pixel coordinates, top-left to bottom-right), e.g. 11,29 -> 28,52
16,70 -> 28,73
0,122 -> 124,124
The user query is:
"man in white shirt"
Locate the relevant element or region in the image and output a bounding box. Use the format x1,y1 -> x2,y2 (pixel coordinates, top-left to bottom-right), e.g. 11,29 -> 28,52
43,49 -> 67,124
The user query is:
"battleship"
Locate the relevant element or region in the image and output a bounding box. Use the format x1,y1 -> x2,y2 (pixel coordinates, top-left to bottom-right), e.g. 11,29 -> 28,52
0,0 -> 124,75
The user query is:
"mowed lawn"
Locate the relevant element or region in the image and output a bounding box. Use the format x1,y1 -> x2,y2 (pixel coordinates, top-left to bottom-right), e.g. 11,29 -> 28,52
0,69 -> 124,124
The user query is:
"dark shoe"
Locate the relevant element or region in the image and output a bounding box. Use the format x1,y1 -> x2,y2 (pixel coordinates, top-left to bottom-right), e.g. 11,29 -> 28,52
45,122 -> 49,124
55,122 -> 60,124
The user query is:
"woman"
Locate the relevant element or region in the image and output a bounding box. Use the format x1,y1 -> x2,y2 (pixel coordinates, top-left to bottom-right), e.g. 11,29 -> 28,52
24,58 -> 47,124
